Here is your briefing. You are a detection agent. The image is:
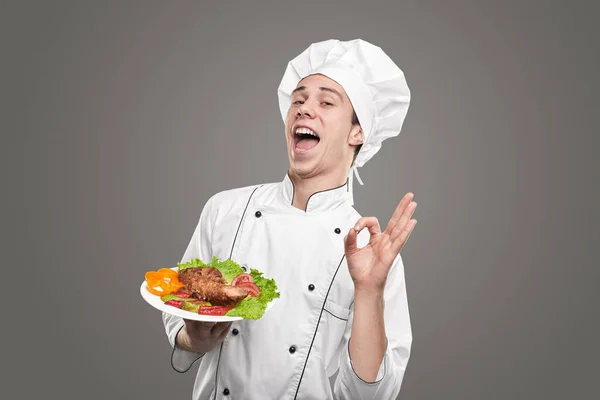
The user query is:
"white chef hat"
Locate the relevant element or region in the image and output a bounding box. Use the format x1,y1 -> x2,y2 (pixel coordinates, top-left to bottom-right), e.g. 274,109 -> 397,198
277,39 -> 411,205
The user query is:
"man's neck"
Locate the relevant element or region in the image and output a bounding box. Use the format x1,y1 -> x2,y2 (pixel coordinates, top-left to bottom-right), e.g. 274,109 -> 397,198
288,170 -> 348,211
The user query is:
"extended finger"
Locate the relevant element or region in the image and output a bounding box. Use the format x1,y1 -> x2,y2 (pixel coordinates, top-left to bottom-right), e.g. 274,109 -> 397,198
391,218 -> 417,253
385,193 -> 414,234
390,201 -> 417,242
211,322 -> 233,337
353,217 -> 381,237
189,321 -> 216,333
216,324 -> 232,341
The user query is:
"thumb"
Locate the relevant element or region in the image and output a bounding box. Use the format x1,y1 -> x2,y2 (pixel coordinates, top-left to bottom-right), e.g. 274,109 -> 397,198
344,227 -> 358,255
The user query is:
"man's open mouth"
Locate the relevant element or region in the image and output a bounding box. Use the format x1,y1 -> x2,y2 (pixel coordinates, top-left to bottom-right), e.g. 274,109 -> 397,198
294,127 -> 320,152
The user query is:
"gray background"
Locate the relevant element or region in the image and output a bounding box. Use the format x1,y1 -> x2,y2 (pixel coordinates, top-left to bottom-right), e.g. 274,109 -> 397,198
3,0 -> 599,399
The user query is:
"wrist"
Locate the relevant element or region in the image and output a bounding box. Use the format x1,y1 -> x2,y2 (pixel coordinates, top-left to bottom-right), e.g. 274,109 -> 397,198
353,283 -> 385,300
353,286 -> 385,313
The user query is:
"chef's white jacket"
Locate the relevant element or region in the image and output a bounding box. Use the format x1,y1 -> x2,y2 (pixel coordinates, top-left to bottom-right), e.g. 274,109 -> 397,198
162,174 -> 412,400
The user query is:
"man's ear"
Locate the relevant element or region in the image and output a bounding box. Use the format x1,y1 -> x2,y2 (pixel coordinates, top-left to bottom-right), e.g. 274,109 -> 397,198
348,125 -> 364,146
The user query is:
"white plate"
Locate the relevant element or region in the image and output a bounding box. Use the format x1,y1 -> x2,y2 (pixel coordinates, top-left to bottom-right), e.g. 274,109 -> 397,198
140,268 -> 277,322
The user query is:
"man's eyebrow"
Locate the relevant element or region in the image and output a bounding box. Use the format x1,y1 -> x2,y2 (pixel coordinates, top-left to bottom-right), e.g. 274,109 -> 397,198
318,86 -> 343,101
291,86 -> 344,101
291,86 -> 306,95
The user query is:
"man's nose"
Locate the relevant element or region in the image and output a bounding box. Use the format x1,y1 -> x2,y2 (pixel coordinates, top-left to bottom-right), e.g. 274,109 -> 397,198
296,104 -> 315,118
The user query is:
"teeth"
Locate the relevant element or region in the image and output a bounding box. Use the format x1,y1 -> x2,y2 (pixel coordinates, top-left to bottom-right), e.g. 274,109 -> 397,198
295,127 -> 318,137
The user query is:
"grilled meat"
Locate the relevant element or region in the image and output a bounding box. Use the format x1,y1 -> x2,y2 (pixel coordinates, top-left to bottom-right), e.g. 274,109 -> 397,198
203,267 -> 226,282
178,267 -> 248,307
179,267 -> 225,285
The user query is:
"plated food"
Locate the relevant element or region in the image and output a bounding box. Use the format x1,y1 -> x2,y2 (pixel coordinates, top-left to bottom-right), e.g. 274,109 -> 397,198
141,257 -> 280,321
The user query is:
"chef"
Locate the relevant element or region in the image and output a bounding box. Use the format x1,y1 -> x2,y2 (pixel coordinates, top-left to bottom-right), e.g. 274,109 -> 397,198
162,39 -> 417,400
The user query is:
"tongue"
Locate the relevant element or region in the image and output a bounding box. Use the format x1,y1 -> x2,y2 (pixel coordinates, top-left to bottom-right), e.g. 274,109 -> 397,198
296,137 -> 319,150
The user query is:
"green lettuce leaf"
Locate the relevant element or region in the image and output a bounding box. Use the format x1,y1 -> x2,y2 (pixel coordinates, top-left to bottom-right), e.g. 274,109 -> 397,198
225,297 -> 267,320
209,257 -> 245,284
177,258 -> 207,271
160,293 -> 185,302
181,300 -> 206,313
249,268 -> 280,304
225,268 -> 280,320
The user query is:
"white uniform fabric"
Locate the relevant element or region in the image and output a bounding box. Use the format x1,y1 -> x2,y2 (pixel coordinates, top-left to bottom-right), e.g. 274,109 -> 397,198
162,174 -> 412,400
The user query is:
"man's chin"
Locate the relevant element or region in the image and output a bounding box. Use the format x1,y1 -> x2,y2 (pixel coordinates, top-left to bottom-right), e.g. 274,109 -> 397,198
288,162 -> 319,179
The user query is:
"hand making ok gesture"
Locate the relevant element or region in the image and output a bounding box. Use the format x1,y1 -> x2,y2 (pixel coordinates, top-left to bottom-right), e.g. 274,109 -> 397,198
344,192 -> 417,291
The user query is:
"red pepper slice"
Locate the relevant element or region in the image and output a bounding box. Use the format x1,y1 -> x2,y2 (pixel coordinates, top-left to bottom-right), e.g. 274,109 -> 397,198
198,306 -> 234,316
164,300 -> 183,308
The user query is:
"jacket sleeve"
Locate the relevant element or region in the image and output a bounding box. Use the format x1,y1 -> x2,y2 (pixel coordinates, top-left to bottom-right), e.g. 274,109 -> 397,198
162,195 -> 215,373
333,254 -> 413,399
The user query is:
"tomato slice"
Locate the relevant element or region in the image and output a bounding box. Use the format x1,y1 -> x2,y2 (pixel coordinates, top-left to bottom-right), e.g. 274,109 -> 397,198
198,306 -> 234,316
231,273 -> 254,286
236,281 -> 260,298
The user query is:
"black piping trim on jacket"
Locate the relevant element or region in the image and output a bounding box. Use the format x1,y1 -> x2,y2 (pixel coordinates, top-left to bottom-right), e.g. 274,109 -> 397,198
323,308 -> 349,321
348,336 -> 389,384
293,254 -> 346,399
170,324 -> 204,373
212,342 -> 225,400
286,171 -> 348,212
304,180 -> 347,212
288,172 -> 294,207
229,185 -> 261,259
213,185 -> 262,400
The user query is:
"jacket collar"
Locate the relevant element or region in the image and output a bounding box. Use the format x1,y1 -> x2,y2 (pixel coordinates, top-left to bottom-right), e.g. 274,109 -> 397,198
280,173 -> 351,213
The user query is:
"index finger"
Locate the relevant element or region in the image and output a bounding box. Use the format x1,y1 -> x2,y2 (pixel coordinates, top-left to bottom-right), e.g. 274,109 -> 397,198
353,216 -> 381,236
185,319 -> 217,332
210,322 -> 233,336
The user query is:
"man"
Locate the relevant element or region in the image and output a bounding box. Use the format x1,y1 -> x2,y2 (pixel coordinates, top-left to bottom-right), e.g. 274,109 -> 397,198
163,39 -> 417,400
